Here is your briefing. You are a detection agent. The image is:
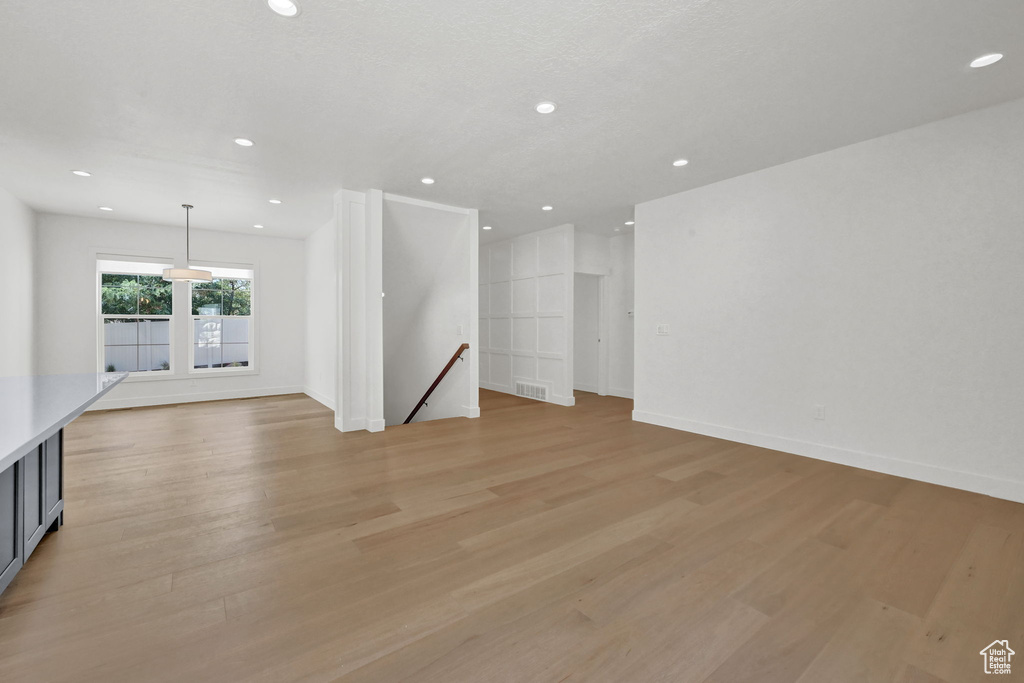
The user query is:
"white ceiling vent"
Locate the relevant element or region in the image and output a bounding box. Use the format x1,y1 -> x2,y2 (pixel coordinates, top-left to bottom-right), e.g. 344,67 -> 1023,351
515,382 -> 548,401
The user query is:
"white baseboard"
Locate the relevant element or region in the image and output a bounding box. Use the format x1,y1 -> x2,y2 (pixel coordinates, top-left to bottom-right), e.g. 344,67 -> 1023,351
568,384 -> 633,399
303,387 -> 336,411
337,416 -> 363,432
335,416 -> 385,433
483,382 -> 576,407
89,385 -> 305,411
463,405 -> 481,418
632,409 -> 1024,504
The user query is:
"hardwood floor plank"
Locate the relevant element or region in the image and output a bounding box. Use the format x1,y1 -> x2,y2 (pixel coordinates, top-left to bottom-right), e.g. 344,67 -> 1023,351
796,599 -> 921,683
904,523 -> 1023,682
0,389 -> 1020,682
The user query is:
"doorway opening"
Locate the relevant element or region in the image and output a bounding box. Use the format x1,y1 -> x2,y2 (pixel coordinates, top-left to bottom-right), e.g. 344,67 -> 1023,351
573,273 -> 604,395
571,229 -> 634,402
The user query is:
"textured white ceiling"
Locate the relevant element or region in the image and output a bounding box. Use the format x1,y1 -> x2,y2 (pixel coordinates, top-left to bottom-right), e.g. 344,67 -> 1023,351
0,0 -> 1021,243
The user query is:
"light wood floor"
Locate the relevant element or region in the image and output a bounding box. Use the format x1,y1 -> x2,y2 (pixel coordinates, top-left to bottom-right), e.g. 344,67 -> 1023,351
0,391 -> 1021,682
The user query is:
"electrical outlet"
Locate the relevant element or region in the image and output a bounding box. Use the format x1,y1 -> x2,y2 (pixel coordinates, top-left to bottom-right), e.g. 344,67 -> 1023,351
457,324 -> 464,336
656,323 -> 670,336
190,379 -> 198,387
813,404 -> 826,420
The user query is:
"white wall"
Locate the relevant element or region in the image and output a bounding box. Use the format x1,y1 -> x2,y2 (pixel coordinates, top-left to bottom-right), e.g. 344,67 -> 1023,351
574,232 -> 610,275
382,196 -> 477,426
573,273 -> 600,392
0,187 -> 35,377
634,97 -> 1024,503
304,219 -> 336,410
35,213 -> 305,409
607,234 -> 634,398
480,224 -> 575,406
334,188 -> 385,432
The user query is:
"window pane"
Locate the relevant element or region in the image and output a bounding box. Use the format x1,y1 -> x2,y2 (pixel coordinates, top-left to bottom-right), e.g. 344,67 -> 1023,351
139,276 -> 172,315
101,276 -> 140,315
193,342 -> 217,369
103,318 -> 170,373
222,317 -> 248,344
220,280 -> 251,316
103,319 -> 138,373
221,342 -> 249,367
193,318 -> 249,369
194,318 -> 221,369
104,345 -> 139,373
194,317 -> 220,344
193,279 -> 251,316
138,344 -> 171,372
104,318 -> 138,345
138,319 -> 170,344
222,317 -> 250,367
192,289 -> 222,315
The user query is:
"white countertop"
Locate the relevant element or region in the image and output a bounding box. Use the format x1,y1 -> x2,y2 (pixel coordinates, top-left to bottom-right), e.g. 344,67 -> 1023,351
0,372 -> 127,470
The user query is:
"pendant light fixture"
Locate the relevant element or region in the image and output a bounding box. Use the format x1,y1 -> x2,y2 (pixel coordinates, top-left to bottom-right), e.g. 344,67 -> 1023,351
163,204 -> 213,282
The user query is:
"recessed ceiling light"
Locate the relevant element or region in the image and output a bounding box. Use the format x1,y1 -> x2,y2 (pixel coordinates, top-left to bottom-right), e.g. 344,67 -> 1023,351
625,221 -> 635,226
234,138 -> 255,147
542,205 -> 553,211
970,53 -> 1003,68
482,225 -> 492,230
673,159 -> 689,167
98,206 -> 113,211
254,224 -> 264,229
71,170 -> 91,177
268,199 -> 282,204
421,177 -> 435,185
267,0 -> 300,17
535,101 -> 557,114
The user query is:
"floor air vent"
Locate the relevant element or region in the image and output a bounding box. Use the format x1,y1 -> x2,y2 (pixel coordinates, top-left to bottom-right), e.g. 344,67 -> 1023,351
515,382 -> 548,401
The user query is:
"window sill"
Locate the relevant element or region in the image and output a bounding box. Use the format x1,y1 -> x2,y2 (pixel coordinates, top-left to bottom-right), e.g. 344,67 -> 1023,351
189,368 -> 259,378
112,369 -> 259,382
119,371 -> 179,383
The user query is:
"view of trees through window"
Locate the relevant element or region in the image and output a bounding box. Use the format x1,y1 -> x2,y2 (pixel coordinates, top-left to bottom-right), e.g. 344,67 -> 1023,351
101,274 -> 172,315
191,279 -> 251,316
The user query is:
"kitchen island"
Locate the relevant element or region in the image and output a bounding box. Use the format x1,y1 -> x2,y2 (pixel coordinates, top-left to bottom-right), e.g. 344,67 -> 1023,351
0,372 -> 127,595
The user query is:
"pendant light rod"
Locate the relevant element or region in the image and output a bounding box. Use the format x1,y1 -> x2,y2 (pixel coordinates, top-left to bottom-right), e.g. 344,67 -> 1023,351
183,203 -> 194,263
162,203 -> 212,282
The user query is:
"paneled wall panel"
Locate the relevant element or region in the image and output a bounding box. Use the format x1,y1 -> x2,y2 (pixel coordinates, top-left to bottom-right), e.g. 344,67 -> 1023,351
479,225 -> 574,405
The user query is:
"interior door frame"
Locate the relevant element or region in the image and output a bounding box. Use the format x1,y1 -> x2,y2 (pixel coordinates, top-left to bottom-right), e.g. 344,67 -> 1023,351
596,275 -> 609,396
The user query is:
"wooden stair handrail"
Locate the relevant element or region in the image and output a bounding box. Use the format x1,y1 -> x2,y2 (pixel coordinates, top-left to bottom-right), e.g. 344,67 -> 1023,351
404,343 -> 470,424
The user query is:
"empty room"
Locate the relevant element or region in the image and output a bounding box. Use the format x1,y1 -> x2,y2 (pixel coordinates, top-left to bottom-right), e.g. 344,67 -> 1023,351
1,1 -> 1022,681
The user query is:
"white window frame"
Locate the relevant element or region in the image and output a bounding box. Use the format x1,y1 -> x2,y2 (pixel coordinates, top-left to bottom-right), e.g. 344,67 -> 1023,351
96,259 -> 175,378
187,264 -> 257,376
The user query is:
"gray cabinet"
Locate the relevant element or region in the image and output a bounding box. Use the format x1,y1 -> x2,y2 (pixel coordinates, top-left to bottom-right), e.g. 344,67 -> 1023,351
0,429 -> 63,596
23,445 -> 45,558
0,460 -> 24,595
44,432 -> 63,526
